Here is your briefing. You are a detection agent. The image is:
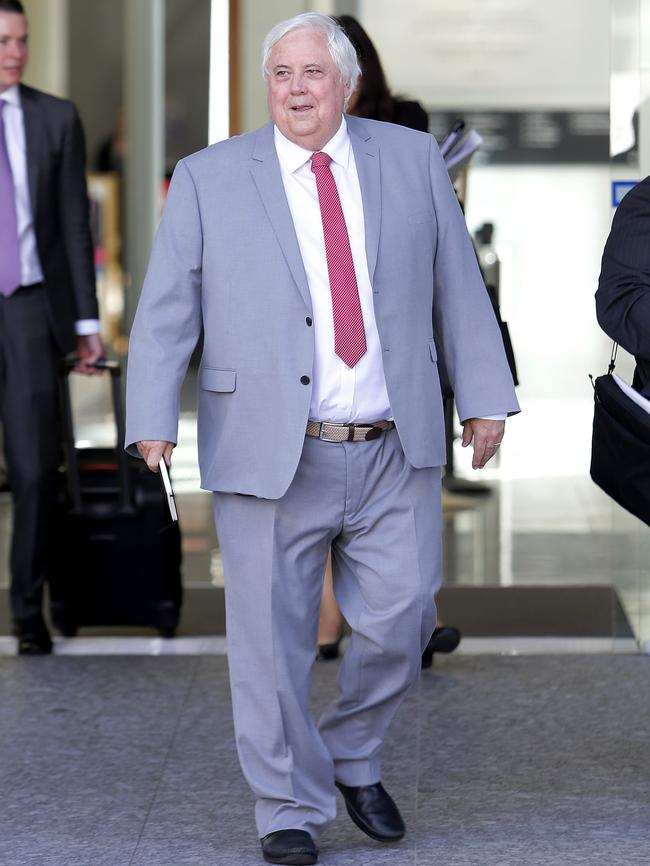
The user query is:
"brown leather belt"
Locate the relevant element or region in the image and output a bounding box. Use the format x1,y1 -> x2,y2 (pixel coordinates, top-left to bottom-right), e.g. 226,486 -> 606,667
306,419 -> 395,443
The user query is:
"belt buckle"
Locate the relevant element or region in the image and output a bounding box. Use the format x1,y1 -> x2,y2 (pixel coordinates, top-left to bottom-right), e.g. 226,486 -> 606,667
319,423 -> 339,443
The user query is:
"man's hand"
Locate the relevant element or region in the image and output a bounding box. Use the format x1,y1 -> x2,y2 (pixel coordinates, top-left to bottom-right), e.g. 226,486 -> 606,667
462,418 -> 505,469
74,333 -> 105,375
137,440 -> 174,472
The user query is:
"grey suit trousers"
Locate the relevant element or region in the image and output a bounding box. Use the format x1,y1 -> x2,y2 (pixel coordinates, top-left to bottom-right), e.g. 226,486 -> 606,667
213,428 -> 441,839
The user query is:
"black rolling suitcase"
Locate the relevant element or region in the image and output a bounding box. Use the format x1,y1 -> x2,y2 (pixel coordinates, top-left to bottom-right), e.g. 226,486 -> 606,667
49,360 -> 182,638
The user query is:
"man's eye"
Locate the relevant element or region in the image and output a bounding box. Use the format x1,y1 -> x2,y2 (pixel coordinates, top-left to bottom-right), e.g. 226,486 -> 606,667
306,69 -> 322,76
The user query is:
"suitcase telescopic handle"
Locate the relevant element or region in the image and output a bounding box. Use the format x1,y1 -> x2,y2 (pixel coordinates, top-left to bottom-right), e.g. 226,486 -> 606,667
59,357 -> 133,513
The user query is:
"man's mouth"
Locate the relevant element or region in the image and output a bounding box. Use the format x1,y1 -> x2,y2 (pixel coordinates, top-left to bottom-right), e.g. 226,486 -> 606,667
291,104 -> 314,113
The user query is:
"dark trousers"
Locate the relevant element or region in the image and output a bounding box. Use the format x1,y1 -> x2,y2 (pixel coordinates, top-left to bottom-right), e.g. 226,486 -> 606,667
0,285 -> 61,620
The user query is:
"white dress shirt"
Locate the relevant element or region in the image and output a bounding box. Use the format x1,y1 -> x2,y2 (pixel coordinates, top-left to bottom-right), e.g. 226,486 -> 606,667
274,119 -> 506,425
275,119 -> 391,423
1,85 -> 98,336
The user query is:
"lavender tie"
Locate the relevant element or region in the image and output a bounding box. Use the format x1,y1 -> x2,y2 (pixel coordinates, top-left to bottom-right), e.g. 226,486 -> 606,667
0,100 -> 21,297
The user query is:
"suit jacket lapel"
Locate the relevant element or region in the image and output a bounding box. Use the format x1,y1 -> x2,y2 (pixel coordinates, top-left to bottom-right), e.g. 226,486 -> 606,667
249,124 -> 312,312
348,117 -> 380,285
19,85 -> 42,219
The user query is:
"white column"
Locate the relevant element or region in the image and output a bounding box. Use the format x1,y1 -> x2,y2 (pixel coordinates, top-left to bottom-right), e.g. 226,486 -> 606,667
209,0 -> 230,144
123,0 -> 165,332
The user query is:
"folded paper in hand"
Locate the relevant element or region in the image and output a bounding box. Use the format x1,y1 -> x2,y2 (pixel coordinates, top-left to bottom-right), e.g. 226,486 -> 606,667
439,120 -> 483,182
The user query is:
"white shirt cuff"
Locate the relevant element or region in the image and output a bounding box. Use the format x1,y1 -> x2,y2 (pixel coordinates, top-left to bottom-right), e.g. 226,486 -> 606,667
478,414 -> 507,421
75,319 -> 100,336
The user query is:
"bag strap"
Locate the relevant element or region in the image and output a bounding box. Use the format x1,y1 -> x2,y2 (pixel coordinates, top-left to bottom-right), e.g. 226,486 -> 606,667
608,342 -> 618,375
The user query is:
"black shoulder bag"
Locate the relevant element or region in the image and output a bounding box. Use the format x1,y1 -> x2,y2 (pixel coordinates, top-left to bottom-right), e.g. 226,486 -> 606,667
590,343 -> 650,526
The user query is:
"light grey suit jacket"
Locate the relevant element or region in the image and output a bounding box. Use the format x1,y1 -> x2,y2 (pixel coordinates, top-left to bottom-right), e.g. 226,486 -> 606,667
125,116 -> 519,498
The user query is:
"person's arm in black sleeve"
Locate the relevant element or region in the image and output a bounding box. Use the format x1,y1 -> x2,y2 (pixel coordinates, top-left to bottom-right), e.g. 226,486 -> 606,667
597,177 -> 650,358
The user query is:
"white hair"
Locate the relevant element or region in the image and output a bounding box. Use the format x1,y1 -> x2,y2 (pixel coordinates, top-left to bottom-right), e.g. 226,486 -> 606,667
261,12 -> 361,110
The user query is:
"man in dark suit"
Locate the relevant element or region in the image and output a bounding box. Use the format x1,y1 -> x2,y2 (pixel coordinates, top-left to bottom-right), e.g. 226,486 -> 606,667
597,177 -> 650,397
0,0 -> 103,654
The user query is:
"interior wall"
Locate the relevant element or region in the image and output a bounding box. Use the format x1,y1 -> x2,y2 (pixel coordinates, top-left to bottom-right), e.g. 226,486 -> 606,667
68,0 -> 124,170
22,0 -> 69,97
165,0 -> 210,169
359,0 -> 609,111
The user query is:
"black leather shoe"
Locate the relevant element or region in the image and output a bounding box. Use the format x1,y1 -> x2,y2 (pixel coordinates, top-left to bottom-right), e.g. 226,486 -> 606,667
335,781 -> 405,842
316,638 -> 341,661
13,613 -> 53,656
260,829 -> 318,864
421,625 -> 461,669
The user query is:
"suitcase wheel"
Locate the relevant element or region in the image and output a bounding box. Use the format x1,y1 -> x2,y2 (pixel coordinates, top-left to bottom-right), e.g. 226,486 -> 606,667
159,626 -> 176,639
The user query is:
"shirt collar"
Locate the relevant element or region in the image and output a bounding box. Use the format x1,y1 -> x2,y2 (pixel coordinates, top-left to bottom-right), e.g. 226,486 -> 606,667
274,117 -> 351,175
0,84 -> 21,108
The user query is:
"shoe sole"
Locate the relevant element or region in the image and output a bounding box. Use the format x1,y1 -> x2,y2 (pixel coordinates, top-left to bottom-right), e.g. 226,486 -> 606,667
341,801 -> 405,844
262,853 -> 317,865
18,644 -> 52,655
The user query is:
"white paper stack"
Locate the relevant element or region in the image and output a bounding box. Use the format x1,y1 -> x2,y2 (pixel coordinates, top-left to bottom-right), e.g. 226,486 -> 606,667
612,372 -> 650,415
439,120 -> 483,181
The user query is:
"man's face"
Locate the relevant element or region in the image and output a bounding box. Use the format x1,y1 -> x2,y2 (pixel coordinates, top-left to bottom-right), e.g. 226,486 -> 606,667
0,12 -> 28,92
267,27 -> 349,152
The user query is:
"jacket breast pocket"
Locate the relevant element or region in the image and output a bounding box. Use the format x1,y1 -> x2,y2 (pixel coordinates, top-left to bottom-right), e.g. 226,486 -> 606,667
199,368 -> 236,392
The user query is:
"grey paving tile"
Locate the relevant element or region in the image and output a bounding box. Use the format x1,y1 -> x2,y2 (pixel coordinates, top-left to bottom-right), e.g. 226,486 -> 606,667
412,655 -> 650,866
0,657 -> 198,866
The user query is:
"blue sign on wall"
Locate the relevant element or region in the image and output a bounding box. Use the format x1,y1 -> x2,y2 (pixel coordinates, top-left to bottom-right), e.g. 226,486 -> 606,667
612,180 -> 638,207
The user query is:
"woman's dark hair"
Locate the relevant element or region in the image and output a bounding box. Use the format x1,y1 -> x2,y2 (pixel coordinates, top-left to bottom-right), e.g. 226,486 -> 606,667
335,15 -> 397,122
0,1 -> 25,14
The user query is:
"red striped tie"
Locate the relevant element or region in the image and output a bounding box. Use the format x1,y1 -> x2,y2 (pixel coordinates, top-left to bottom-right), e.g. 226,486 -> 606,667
310,151 -> 366,368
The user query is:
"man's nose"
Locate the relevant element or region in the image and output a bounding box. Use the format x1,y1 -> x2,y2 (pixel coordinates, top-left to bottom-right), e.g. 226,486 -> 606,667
290,74 -> 306,93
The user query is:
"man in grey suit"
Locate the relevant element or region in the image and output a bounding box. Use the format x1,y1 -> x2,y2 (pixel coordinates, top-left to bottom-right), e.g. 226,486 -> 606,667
0,0 -> 103,655
126,13 -> 518,864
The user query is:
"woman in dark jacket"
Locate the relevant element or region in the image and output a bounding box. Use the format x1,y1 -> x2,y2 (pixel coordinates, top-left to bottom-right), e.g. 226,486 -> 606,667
336,14 -> 429,132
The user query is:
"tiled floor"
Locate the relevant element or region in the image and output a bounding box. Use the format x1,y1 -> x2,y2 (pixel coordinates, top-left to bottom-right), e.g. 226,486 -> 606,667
1,652 -> 648,866
2,369 -> 650,866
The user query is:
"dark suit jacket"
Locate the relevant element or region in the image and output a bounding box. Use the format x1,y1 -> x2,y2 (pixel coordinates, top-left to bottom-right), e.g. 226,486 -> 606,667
20,84 -> 97,353
596,176 -> 650,397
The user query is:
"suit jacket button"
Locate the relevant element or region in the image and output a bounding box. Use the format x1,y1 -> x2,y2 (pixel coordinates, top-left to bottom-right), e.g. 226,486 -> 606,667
306,317 -> 312,326
300,375 -> 310,385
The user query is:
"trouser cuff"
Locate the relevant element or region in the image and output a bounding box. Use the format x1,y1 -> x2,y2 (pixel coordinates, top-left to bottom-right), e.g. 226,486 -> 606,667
333,758 -> 381,787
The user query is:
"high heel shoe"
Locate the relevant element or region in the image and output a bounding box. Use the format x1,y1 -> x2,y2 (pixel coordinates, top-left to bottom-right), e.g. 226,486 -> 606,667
421,625 -> 461,669
317,638 -> 342,660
